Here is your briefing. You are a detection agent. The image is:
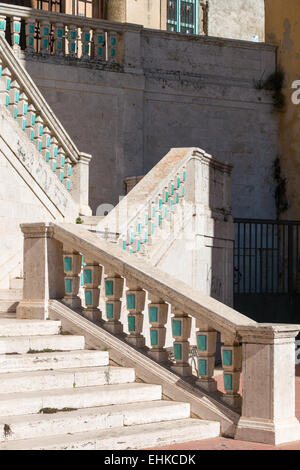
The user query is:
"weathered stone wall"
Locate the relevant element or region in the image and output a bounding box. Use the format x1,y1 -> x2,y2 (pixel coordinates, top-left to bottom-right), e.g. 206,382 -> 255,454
21,28 -> 278,220
105,0 -> 264,41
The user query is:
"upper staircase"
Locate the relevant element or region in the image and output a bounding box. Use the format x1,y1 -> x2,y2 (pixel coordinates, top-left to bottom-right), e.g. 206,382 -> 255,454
0,32 -> 91,288
0,7 -> 300,450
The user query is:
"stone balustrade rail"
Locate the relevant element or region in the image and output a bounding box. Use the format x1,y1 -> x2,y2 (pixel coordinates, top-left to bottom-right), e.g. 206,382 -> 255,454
17,221 -> 300,445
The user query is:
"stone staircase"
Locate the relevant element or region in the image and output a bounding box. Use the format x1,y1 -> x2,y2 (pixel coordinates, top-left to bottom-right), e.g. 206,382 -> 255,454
0,316 -> 219,450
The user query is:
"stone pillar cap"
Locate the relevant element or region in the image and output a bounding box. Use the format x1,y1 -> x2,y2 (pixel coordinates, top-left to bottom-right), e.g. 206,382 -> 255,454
237,323 -> 300,342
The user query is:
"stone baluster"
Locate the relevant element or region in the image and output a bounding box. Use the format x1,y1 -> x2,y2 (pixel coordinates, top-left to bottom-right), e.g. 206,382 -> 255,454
50,136 -> 58,172
41,126 -> 51,164
40,20 -> 50,54
182,165 -> 187,184
157,192 -> 163,229
104,272 -> 124,335
10,16 -> 21,53
221,336 -> 242,409
64,157 -> 72,190
168,178 -> 176,212
57,147 -> 66,183
25,18 -> 35,53
81,27 -> 91,60
108,31 -> 117,62
0,15 -> 6,38
82,258 -> 102,321
25,104 -> 36,142
160,193 -> 168,228
94,28 -> 105,60
127,225 -> 135,254
68,25 -> 77,57
8,79 -> 20,119
171,308 -> 192,376
0,66 -> 11,107
132,235 -> 141,254
63,249 -> 82,309
54,22 -> 64,56
136,217 -> 142,238
180,166 -> 186,199
162,195 -> 168,225
125,281 -> 146,348
133,219 -> 142,253
195,321 -> 218,392
33,115 -> 44,153
119,236 -> 127,251
148,295 -> 168,363
16,92 -> 28,131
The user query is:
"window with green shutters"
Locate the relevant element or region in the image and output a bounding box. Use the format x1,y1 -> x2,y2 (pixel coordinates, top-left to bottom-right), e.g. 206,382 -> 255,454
167,0 -> 198,34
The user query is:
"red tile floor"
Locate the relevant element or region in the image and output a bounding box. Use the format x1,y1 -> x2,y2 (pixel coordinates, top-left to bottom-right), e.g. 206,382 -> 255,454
149,365 -> 300,450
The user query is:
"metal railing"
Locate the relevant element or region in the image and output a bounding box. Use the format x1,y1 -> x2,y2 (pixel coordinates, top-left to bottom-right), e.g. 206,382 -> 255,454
234,218 -> 300,295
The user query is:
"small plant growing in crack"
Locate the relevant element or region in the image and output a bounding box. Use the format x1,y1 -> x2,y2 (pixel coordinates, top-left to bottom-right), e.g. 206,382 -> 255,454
4,424 -> 12,438
39,407 -> 77,414
27,349 -> 65,354
104,367 -> 111,385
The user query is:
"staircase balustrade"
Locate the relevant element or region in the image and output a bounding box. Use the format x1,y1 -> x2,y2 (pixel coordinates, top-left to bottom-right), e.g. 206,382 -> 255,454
16,221 -> 300,445
0,3 -> 124,63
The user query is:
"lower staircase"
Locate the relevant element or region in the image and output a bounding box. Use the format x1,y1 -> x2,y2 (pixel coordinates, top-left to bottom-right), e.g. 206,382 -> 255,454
0,316 -> 219,450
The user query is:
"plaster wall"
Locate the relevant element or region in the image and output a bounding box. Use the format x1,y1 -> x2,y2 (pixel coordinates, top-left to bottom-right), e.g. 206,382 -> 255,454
21,29 -> 278,220
207,0 -> 265,42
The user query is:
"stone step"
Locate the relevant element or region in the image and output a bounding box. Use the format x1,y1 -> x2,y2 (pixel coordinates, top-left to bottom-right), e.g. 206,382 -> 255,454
0,334 -> 85,354
0,289 -> 22,300
0,366 -> 135,394
0,319 -> 61,337
0,383 -> 162,416
0,418 -> 220,450
0,350 -> 109,374
0,312 -> 16,319
0,300 -> 19,313
0,400 -> 190,441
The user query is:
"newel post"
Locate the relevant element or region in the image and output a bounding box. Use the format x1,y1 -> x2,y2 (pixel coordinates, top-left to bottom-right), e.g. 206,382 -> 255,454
16,223 -> 65,320
70,152 -> 92,216
235,324 -> 300,445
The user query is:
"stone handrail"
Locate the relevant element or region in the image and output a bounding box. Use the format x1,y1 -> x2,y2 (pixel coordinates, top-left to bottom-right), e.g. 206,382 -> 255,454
0,3 -> 139,63
0,33 -> 91,214
17,221 -> 300,445
97,147 -> 232,256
